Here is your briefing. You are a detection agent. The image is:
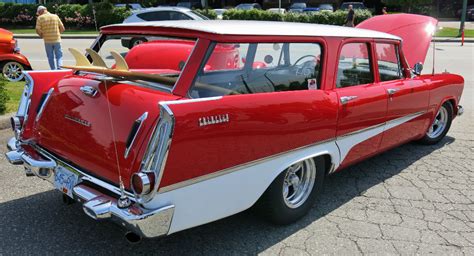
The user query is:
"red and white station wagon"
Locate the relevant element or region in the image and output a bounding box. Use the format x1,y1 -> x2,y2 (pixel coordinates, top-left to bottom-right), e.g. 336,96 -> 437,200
5,14 -> 464,241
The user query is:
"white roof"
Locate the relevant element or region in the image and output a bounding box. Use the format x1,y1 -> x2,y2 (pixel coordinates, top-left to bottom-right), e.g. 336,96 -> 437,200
105,20 -> 400,40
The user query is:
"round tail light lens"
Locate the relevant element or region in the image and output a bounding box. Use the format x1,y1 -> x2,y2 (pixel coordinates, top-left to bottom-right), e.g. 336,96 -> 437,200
131,172 -> 153,196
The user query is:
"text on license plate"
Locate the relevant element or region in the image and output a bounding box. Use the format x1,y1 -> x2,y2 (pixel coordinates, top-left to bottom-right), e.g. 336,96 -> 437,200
54,165 -> 79,198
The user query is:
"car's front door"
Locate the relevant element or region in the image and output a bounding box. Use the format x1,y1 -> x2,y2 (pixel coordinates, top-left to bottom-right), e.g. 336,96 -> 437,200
375,42 -> 430,151
334,41 -> 388,168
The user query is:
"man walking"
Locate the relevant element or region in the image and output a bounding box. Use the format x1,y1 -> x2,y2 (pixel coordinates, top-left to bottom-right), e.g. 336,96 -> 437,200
35,6 -> 65,70
345,5 -> 355,27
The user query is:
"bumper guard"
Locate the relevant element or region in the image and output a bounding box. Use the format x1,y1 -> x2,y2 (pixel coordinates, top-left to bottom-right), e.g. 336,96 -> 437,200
5,137 -> 174,238
457,105 -> 464,116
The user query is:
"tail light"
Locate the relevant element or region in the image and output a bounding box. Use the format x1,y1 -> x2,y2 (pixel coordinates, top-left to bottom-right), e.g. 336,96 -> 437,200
131,172 -> 154,195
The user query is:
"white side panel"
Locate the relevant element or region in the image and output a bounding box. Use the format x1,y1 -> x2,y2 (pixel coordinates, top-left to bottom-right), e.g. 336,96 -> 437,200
336,112 -> 424,161
336,125 -> 386,162
144,141 -> 339,234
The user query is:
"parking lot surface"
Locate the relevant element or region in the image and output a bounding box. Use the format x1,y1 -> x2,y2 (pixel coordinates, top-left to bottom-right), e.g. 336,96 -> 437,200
0,42 -> 472,255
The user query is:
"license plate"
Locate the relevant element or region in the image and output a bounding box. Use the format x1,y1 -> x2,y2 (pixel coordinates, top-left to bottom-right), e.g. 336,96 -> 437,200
54,165 -> 79,198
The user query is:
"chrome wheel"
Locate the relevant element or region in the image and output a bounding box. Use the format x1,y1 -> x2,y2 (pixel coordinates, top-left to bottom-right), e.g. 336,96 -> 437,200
132,39 -> 145,47
282,159 -> 317,209
427,106 -> 448,139
2,61 -> 25,82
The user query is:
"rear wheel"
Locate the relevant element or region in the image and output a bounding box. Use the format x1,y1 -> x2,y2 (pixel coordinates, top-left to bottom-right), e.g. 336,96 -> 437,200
2,61 -> 25,82
418,102 -> 453,145
255,157 -> 325,225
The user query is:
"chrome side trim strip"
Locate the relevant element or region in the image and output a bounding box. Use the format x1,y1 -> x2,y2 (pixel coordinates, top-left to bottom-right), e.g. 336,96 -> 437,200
124,112 -> 148,159
158,111 -> 427,193
35,87 -> 54,122
163,96 -> 223,105
158,138 -> 334,193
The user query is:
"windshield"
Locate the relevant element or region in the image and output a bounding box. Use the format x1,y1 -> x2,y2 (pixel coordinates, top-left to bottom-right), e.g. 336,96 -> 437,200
90,34 -> 197,88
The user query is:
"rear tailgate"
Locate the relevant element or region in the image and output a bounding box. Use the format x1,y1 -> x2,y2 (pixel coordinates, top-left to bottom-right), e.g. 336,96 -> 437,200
34,76 -> 180,189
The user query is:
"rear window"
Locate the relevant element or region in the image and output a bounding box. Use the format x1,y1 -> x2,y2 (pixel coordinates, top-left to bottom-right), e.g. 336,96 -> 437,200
91,34 -> 197,88
190,42 -> 323,98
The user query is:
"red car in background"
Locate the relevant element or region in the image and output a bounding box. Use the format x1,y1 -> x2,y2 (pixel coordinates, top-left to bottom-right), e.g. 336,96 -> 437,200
0,28 -> 32,82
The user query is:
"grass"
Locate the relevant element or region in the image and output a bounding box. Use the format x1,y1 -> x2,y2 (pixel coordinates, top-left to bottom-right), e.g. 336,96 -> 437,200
10,28 -> 98,35
4,81 -> 23,113
435,27 -> 474,38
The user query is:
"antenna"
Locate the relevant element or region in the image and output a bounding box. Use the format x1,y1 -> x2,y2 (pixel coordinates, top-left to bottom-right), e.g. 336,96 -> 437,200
432,35 -> 436,75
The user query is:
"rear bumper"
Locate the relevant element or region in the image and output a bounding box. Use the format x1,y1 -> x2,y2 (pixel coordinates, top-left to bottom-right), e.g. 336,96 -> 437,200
5,137 -> 174,238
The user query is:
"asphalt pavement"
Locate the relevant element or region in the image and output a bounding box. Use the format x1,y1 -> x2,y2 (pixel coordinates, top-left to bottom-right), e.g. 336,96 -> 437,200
0,42 -> 472,255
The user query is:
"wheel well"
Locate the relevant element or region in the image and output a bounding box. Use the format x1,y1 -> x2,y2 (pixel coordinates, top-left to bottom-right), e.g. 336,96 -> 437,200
446,99 -> 456,115
318,154 -> 333,176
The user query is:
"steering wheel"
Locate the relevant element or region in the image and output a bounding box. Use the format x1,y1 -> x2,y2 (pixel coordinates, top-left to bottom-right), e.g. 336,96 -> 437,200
293,55 -> 317,76
293,55 -> 317,66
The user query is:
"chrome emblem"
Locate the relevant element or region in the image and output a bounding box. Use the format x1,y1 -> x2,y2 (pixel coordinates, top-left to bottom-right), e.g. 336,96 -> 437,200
80,86 -> 98,97
64,114 -> 91,127
199,114 -> 229,127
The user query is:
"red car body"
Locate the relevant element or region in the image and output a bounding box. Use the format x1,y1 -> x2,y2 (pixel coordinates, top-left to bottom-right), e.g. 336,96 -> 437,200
6,15 -> 464,239
0,28 -> 32,81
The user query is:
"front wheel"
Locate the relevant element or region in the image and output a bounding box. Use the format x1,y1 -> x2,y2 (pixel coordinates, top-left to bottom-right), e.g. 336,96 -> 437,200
418,102 -> 453,145
255,157 -> 325,225
2,61 -> 25,82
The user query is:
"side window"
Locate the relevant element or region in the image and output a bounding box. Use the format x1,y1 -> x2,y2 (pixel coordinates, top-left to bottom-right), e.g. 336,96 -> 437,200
169,12 -> 193,20
376,43 -> 403,81
336,42 -> 373,88
191,42 -> 323,98
137,11 -> 170,21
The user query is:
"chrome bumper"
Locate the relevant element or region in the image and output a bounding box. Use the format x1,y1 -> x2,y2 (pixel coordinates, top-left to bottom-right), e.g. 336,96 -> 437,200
5,137 -> 174,238
457,105 -> 464,116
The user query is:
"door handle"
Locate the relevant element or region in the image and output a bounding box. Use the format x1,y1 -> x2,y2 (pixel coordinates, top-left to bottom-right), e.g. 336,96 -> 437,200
340,96 -> 358,105
387,88 -> 399,95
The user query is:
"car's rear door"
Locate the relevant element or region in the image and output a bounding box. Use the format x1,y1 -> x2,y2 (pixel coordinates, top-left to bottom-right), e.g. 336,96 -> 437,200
375,41 -> 430,150
333,40 -> 388,168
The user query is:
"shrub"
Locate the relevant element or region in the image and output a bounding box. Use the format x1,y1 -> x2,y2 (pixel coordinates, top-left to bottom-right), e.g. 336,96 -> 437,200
194,9 -> 218,20
0,77 -> 10,115
0,3 -> 131,29
223,9 -> 371,25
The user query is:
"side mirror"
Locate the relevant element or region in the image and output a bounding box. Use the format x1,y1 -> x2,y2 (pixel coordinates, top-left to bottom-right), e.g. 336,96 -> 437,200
413,62 -> 423,75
